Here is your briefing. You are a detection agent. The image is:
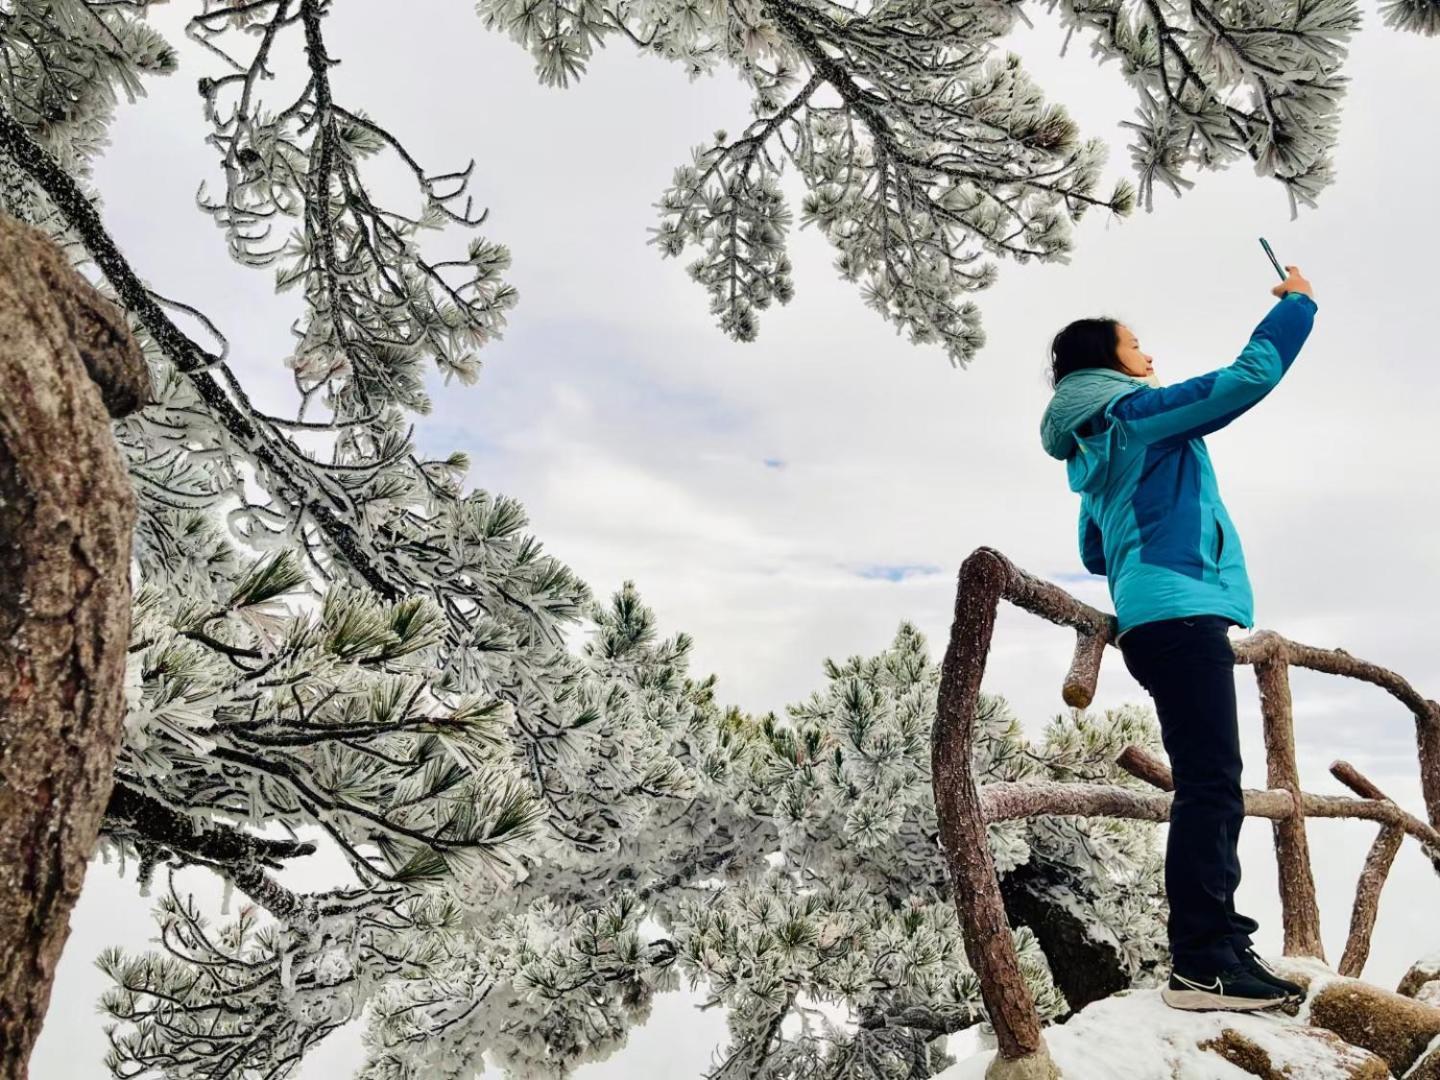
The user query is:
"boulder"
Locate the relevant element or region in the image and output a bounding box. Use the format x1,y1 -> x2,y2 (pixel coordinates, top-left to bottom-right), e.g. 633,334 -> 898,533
939,965 -> 1395,1080
1397,954 -> 1440,1001
942,957 -> 1440,1080
1306,971 -> 1440,1075
1198,1026 -> 1388,1079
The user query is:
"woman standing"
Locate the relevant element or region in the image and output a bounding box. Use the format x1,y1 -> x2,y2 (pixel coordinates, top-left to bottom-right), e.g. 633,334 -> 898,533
1039,267 -> 1318,1011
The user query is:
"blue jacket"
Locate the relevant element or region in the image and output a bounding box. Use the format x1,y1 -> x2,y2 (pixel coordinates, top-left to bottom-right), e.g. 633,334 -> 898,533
1039,292 -> 1318,635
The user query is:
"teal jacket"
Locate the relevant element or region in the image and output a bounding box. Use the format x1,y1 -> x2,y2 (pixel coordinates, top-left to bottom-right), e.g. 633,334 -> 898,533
1039,292 -> 1318,635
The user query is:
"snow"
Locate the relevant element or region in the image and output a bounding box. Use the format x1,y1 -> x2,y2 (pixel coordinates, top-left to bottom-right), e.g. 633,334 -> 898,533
938,959 -> 1367,1080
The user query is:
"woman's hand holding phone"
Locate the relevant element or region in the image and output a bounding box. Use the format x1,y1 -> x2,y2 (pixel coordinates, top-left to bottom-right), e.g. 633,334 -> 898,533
1271,266 -> 1313,300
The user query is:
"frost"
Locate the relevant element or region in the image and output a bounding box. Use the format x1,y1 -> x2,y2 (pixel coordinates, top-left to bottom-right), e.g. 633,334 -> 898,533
279,948 -> 295,1000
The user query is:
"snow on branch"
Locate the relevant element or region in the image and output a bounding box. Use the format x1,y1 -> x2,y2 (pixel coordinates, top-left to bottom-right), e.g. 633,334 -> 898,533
484,0 -> 1375,362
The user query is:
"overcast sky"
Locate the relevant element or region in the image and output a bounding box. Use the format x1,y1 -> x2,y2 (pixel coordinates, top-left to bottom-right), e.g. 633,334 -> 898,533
29,2 -> 1440,1077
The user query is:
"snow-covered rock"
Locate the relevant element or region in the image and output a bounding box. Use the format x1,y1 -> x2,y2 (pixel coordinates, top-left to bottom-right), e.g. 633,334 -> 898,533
941,957 -> 1440,1080
1398,951 -> 1440,1002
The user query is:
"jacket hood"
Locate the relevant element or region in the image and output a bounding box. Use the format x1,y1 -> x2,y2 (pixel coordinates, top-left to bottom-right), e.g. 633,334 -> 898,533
1040,369 -> 1147,458
1040,368 -> 1146,493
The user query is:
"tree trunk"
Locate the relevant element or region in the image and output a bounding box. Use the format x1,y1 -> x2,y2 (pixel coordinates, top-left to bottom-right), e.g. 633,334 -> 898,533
0,213 -> 148,1079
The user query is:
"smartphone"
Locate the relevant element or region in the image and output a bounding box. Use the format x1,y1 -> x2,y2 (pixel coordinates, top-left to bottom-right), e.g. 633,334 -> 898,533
1259,237 -> 1287,281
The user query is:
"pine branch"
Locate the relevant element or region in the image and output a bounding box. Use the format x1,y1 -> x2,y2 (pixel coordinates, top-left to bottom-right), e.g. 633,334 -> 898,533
0,103 -> 400,598
857,1002 -> 983,1034
103,782 -> 317,868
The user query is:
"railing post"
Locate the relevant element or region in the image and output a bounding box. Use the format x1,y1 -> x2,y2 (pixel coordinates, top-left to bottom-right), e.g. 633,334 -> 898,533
1236,633 -> 1440,874
1330,761 -> 1412,977
1062,629 -> 1108,710
934,550 -> 1057,1078
1417,705 -> 1440,852
1339,825 -> 1403,977
929,546 -> 1440,1072
1251,635 -> 1325,958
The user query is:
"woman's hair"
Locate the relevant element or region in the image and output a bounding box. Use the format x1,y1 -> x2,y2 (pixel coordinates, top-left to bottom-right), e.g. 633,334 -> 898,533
1049,317 -> 1123,387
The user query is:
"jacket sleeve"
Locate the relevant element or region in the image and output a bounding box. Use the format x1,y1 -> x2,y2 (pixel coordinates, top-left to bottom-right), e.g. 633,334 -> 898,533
1079,507 -> 1107,576
1111,291 -> 1318,447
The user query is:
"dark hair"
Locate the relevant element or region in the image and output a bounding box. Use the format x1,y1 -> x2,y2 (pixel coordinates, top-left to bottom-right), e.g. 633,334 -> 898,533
1049,317 -> 1124,387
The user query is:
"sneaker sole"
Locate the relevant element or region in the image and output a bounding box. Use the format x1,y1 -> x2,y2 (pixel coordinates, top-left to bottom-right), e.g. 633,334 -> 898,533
1162,987 -> 1288,1012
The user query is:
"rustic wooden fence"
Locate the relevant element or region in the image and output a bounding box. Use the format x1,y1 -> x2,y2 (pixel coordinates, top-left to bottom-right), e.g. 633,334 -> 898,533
933,547 -> 1440,1075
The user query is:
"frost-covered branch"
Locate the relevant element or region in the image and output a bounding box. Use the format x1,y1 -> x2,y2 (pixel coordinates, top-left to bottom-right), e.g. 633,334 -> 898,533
103,782 -> 317,868
192,0 -> 515,413
482,0 -> 1388,363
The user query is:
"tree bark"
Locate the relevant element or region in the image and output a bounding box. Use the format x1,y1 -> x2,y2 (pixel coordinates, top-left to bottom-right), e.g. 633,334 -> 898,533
1111,748 -> 1440,852
963,547 -> 1116,710
1252,642 -> 1325,959
1328,762 -> 1410,978
1338,826 -> 1403,979
0,214 -> 148,1080
102,782 -> 317,868
1063,628 -> 1111,710
1234,631 -> 1440,850
933,550 -> 1048,1064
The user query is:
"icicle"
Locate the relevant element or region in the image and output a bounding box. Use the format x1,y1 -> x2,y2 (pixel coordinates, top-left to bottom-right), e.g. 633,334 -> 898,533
220,876 -> 234,916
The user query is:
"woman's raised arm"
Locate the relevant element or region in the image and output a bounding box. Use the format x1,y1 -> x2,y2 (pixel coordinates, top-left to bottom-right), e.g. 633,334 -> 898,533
1111,286 -> 1317,448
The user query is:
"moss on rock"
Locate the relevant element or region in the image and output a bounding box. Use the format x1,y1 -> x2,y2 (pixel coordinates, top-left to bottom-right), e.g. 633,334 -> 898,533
1199,1026 -> 1389,1079
1309,978 -> 1440,1075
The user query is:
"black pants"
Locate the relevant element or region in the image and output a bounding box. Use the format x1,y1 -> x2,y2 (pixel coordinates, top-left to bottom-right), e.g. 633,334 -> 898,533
1119,615 -> 1259,973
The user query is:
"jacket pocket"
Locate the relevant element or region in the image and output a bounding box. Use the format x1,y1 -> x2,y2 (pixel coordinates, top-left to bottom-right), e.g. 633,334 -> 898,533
1207,512 -> 1228,578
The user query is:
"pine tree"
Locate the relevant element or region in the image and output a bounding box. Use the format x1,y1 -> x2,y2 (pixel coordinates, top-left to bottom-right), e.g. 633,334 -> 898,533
0,1 -> 1428,1077
483,0 -> 1383,363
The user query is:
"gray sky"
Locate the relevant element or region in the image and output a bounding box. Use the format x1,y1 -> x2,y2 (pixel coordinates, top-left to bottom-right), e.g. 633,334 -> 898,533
29,2 -> 1440,1077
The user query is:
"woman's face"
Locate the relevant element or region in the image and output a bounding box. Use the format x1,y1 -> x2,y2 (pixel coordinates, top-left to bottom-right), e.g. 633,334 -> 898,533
1114,323 -> 1154,379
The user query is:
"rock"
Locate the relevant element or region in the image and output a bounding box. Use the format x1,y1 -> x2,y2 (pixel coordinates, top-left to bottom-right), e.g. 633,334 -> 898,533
1408,1041 -> 1440,1080
1398,955 -> 1440,1000
1308,976 -> 1440,1075
942,959 -> 1440,1080
1199,1027 -> 1389,1079
999,858 -> 1133,1015
937,977 -> 1400,1080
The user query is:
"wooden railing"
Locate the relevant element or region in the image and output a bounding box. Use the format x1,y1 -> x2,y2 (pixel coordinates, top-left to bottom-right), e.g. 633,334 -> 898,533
932,547 -> 1440,1075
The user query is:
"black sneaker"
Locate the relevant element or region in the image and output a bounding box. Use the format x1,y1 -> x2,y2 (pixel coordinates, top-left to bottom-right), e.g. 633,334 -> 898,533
1239,947 -> 1305,1001
1162,963 -> 1292,1011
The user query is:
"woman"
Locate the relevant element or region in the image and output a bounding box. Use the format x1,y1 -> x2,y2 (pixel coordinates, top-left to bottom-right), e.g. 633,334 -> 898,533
1038,266 -> 1318,1011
